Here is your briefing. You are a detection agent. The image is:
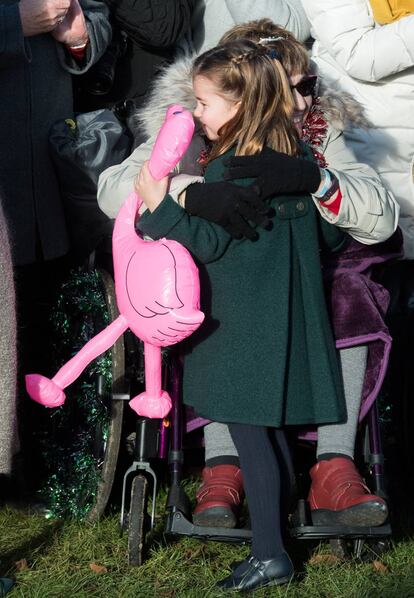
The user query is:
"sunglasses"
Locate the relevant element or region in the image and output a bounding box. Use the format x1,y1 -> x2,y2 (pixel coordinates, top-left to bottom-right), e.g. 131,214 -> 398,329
290,75 -> 318,98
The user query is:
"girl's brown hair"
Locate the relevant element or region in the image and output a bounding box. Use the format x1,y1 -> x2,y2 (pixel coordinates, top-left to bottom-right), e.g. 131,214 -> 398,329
192,40 -> 298,162
220,19 -> 310,78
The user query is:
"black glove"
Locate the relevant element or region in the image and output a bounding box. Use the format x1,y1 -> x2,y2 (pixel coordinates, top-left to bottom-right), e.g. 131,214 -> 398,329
185,181 -> 274,241
223,147 -> 321,196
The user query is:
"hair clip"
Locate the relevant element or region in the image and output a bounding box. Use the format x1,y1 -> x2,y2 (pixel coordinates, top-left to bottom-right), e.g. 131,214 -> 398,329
258,36 -> 286,44
267,48 -> 279,60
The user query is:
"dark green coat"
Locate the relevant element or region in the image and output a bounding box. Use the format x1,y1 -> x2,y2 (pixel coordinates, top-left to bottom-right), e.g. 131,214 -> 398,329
139,148 -> 346,428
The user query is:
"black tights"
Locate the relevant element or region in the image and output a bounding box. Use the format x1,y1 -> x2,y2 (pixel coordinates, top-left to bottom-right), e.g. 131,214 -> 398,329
227,423 -> 288,560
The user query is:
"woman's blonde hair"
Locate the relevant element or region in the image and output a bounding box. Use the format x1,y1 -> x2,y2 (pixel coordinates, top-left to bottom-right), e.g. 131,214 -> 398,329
220,19 -> 310,78
192,40 -> 298,162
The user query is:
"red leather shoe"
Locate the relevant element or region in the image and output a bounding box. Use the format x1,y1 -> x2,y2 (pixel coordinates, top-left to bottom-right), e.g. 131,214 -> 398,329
193,464 -> 244,528
308,457 -> 388,526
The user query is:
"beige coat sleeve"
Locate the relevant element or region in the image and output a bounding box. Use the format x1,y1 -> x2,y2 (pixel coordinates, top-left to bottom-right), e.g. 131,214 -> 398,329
313,124 -> 400,243
97,137 -> 155,219
97,133 -> 206,218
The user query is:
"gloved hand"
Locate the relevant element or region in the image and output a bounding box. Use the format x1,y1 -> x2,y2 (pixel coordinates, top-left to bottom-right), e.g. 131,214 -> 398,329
223,147 -> 321,196
185,181 -> 274,241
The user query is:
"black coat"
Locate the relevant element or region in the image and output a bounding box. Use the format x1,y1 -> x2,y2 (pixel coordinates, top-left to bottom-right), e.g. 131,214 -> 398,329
76,0 -> 195,110
0,0 -> 111,265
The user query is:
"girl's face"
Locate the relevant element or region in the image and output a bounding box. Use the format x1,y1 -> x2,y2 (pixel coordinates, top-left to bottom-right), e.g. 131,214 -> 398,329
289,73 -> 316,137
193,75 -> 240,141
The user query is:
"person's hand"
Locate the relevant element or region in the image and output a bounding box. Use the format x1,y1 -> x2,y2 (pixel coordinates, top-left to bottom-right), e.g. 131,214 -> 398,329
19,0 -> 71,37
185,181 -> 274,241
224,147 -> 322,197
50,0 -> 88,47
135,161 -> 169,213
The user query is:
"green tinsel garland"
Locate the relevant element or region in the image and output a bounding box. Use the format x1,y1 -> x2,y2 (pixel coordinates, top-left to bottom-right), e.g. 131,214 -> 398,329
39,268 -> 114,519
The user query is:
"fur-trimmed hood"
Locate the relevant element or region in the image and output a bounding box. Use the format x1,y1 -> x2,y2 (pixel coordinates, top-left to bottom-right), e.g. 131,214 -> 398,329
133,54 -> 370,140
133,55 -> 196,140
318,83 -> 370,130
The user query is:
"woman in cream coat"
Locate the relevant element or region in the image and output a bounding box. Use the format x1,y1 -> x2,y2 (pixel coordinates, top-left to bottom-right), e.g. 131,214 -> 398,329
97,53 -> 398,243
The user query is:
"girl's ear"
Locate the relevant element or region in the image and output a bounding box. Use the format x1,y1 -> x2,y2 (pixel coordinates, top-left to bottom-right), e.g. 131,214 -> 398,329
232,100 -> 241,116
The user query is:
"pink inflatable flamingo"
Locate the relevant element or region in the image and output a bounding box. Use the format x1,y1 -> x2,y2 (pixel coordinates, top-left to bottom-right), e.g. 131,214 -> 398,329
26,105 -> 204,419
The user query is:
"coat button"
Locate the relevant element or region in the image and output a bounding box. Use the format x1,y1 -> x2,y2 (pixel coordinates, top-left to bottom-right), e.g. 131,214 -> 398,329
278,204 -> 286,215
296,201 -> 305,212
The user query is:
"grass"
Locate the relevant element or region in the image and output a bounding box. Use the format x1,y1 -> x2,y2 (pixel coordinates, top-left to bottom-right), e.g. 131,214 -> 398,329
2,479 -> 414,598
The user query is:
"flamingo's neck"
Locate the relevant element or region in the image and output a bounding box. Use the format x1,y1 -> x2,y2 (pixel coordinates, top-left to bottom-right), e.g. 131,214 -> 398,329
113,191 -> 145,245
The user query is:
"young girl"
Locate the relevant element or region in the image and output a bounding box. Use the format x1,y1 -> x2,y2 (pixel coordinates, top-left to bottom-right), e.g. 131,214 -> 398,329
192,20 -> 391,531
136,40 -> 346,592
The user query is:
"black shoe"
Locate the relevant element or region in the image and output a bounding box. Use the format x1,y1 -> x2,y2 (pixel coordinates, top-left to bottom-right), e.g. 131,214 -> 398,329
216,553 -> 294,592
0,578 -> 14,597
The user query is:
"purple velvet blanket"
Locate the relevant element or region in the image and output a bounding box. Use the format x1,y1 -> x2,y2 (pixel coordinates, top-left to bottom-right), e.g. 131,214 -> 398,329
186,230 -> 403,435
323,230 -> 403,421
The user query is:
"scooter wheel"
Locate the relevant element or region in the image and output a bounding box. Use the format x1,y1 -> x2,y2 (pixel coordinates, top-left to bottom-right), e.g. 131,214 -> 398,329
128,474 -> 149,566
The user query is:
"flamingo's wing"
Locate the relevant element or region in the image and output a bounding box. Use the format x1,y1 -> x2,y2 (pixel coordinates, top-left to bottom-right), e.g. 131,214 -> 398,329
150,315 -> 204,345
124,243 -> 184,318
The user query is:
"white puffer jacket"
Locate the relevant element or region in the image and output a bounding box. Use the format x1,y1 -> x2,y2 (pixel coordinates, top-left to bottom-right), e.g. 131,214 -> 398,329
303,0 -> 414,256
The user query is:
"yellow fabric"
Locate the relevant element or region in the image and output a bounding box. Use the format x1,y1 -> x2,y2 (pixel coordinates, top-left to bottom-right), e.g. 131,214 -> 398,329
369,0 -> 414,23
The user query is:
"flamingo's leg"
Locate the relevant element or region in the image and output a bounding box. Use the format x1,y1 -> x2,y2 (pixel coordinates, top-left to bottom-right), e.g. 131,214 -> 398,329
129,342 -> 172,418
26,315 -> 128,407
